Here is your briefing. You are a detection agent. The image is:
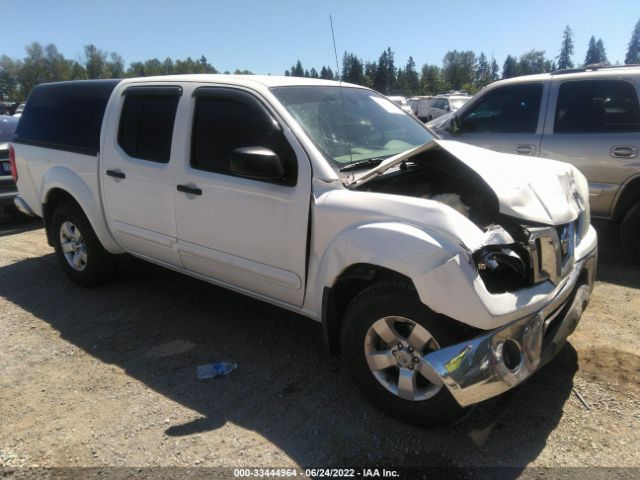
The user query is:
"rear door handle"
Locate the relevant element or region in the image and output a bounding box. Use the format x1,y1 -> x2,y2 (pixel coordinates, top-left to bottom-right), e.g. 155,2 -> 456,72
610,146 -> 638,158
515,144 -> 537,155
106,169 -> 126,179
177,184 -> 202,196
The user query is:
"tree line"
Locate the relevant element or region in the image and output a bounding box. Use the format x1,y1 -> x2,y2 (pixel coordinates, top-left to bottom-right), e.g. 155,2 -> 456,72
2,18 -> 640,102
286,19 -> 640,96
0,43 -> 251,101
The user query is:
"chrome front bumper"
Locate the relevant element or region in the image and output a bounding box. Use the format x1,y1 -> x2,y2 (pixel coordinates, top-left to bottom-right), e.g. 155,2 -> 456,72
423,247 -> 598,407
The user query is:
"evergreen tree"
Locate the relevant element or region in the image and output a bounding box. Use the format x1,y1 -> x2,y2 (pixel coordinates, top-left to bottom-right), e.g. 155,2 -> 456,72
319,66 -> 335,80
584,36 -> 607,65
625,18 -> 640,64
557,25 -> 575,70
290,60 -> 304,77
342,52 -> 364,84
363,61 -> 377,88
374,48 -> 396,94
502,55 -> 518,78
490,57 -> 500,81
474,52 -> 491,88
402,56 -> 420,95
162,57 -> 174,75
68,62 -> 86,80
420,64 -> 443,95
309,67 -> 319,78
596,39 -> 608,64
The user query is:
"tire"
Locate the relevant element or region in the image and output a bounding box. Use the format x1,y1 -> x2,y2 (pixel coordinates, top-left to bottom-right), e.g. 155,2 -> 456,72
51,202 -> 119,286
621,201 -> 640,265
341,280 -> 469,427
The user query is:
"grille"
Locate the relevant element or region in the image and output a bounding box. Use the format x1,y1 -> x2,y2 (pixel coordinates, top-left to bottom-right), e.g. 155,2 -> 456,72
528,222 -> 576,286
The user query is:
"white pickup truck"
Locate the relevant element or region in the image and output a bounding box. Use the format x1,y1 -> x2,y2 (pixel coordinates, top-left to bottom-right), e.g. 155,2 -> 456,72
11,75 -> 597,427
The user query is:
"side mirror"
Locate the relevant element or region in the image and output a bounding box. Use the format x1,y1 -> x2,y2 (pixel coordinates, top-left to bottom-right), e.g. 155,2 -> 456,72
230,146 -> 285,182
444,105 -> 451,112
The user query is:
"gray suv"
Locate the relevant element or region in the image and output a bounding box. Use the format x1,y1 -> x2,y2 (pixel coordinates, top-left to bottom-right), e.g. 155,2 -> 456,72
429,65 -> 640,263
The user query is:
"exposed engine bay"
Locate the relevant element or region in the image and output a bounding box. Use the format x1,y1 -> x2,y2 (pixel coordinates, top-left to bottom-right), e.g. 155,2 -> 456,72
350,147 -> 542,293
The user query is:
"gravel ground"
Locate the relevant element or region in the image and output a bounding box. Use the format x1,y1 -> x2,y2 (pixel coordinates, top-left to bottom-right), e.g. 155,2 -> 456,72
0,216 -> 638,478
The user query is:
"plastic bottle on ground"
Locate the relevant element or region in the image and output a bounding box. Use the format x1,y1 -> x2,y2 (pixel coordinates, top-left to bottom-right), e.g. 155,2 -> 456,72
196,362 -> 237,380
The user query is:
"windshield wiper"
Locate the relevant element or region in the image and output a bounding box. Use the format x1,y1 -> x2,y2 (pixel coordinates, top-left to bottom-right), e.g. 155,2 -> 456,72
339,158 -> 385,172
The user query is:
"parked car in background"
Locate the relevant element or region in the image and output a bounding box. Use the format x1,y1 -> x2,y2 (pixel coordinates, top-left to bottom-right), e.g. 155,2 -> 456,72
425,93 -> 471,121
387,95 -> 412,114
0,102 -> 19,116
0,115 -> 19,215
13,103 -> 25,118
428,65 -> 640,263
410,96 -> 434,122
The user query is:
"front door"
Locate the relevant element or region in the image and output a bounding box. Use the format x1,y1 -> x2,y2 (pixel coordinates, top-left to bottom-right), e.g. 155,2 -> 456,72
173,86 -> 312,307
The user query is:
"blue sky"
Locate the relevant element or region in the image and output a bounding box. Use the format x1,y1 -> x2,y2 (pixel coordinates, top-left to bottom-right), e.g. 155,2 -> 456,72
3,0 -> 638,74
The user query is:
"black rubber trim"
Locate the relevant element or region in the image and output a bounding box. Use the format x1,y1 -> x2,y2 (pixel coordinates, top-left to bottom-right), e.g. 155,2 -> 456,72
11,138 -> 98,157
122,86 -> 183,97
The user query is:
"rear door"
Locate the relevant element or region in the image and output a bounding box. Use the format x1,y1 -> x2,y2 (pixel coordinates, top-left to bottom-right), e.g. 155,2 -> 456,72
540,78 -> 640,218
452,82 -> 547,156
173,86 -> 312,307
101,84 -> 183,266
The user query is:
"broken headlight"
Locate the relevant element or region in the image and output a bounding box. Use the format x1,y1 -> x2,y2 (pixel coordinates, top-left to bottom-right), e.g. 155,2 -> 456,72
473,244 -> 530,293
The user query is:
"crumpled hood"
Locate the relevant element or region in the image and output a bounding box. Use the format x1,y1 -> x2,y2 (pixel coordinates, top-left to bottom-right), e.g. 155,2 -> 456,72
437,140 -> 586,225
350,139 -> 587,225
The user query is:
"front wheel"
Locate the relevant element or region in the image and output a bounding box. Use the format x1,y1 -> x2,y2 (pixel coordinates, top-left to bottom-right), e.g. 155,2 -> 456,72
341,280 -> 468,427
51,202 -> 119,286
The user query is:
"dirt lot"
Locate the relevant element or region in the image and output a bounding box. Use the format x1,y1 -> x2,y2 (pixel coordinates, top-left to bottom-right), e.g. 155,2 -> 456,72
0,216 -> 639,477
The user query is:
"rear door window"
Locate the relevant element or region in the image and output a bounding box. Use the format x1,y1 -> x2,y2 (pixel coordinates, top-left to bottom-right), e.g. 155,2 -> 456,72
459,83 -> 543,133
554,80 -> 640,133
118,87 -> 181,163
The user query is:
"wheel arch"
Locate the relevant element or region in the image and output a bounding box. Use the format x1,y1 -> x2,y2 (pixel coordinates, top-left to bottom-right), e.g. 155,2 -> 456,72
612,173 -> 640,222
321,264 -> 416,356
314,221 -> 465,356
41,167 -> 123,253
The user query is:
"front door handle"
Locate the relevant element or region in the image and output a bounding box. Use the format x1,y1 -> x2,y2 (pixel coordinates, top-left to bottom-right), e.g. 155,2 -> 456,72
177,184 -> 202,196
610,146 -> 638,158
515,144 -> 537,156
106,169 -> 126,179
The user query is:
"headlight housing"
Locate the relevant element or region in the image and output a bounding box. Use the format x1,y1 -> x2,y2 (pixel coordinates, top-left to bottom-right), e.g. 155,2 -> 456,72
473,244 -> 529,293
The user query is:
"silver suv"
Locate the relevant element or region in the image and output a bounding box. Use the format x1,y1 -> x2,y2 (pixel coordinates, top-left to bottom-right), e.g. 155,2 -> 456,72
429,65 -> 640,263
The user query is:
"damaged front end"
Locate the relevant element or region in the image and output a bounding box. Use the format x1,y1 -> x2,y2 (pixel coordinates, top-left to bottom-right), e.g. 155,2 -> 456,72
347,139 -> 598,406
350,140 -> 590,297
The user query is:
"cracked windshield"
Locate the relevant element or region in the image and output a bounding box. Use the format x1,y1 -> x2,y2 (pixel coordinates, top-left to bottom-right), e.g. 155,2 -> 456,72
272,86 -> 432,169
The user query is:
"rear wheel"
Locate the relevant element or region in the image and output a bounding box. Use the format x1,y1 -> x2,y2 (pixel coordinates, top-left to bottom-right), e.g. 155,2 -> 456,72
341,280 -> 469,427
621,201 -> 640,265
51,202 -> 119,286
